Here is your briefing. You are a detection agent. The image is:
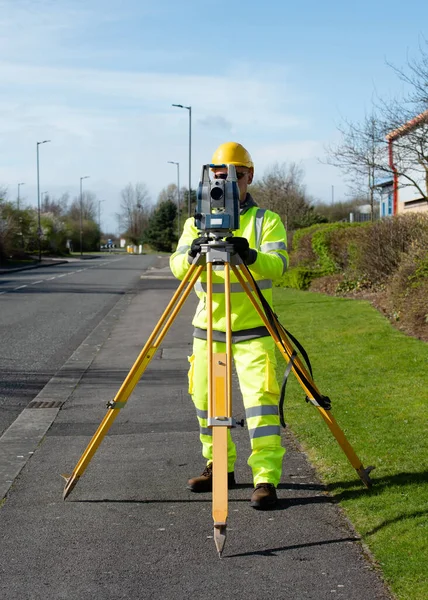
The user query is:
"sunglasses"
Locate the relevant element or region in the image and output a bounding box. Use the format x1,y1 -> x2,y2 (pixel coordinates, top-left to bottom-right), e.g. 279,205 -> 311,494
214,172 -> 247,180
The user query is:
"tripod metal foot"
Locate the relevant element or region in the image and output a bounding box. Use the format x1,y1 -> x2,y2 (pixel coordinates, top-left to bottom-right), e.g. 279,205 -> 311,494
356,465 -> 375,488
214,523 -> 227,557
61,473 -> 78,500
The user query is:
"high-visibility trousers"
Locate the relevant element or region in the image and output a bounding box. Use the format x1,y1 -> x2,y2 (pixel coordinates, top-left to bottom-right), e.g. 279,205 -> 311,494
188,336 -> 285,487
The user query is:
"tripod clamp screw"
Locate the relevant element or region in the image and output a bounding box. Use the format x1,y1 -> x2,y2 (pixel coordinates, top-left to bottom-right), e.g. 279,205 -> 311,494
106,399 -> 126,410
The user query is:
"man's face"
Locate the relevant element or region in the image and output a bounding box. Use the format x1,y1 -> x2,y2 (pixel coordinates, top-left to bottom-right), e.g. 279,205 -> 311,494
212,166 -> 254,202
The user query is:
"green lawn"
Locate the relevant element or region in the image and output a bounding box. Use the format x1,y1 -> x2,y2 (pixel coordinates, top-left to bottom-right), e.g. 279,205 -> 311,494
273,288 -> 428,600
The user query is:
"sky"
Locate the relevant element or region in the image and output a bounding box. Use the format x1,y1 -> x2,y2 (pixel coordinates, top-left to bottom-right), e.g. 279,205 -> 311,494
1,0 -> 428,233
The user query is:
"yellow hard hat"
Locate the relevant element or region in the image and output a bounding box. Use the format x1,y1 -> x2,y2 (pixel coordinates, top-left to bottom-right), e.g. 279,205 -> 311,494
211,142 -> 254,170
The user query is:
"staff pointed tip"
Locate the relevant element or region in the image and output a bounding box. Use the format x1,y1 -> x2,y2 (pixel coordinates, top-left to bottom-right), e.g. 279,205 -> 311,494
214,524 -> 227,557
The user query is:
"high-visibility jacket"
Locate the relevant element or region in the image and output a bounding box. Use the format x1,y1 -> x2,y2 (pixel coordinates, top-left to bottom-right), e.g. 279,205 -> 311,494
169,194 -> 289,338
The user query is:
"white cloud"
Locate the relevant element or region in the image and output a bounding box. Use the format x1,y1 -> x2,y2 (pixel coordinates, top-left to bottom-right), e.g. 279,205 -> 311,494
0,1 -> 346,231
0,57 -> 316,232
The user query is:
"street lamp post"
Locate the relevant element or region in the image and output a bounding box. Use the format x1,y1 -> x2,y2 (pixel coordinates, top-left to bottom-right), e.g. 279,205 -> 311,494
79,175 -> 90,256
36,140 -> 51,261
172,103 -> 192,217
17,182 -> 25,211
168,161 -> 181,239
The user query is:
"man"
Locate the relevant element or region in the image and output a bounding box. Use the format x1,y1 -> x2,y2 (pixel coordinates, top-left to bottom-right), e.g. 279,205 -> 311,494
169,142 -> 288,509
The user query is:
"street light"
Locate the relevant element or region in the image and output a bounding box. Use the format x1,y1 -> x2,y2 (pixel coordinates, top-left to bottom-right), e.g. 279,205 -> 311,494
36,140 -> 51,261
168,161 -> 181,239
172,103 -> 192,217
17,182 -> 25,211
79,175 -> 90,256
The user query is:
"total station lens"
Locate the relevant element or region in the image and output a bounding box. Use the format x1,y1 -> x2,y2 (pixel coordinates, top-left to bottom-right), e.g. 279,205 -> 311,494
210,186 -> 224,201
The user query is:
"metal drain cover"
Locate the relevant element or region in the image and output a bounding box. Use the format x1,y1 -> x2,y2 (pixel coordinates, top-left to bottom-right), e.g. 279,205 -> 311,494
27,400 -> 64,409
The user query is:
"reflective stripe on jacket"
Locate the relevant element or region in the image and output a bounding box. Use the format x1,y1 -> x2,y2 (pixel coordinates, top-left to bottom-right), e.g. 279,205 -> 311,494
169,194 -> 289,334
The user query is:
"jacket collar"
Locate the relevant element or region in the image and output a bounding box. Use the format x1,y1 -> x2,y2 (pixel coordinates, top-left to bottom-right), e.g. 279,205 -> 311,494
240,193 -> 258,215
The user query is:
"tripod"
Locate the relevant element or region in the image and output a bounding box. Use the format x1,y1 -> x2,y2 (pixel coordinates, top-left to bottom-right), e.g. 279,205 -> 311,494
62,239 -> 374,557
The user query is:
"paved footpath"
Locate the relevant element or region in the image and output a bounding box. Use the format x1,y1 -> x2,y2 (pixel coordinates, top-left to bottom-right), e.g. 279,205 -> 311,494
0,259 -> 394,600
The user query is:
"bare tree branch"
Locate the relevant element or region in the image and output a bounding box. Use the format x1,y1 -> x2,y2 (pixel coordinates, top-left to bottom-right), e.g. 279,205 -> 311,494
119,182 -> 151,243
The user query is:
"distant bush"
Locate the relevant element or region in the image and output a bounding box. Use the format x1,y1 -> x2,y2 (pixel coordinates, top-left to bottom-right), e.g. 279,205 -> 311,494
326,223 -> 370,273
311,223 -> 359,274
290,221 -> 365,275
0,209 -> 15,264
387,242 -> 428,339
276,266 -> 323,290
353,214 -> 428,284
291,223 -> 326,254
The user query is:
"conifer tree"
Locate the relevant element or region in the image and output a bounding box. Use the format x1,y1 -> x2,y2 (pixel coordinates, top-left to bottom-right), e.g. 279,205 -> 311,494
144,200 -> 177,252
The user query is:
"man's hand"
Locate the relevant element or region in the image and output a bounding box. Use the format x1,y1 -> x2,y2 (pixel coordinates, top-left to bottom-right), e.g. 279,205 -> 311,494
188,236 -> 209,263
226,236 -> 257,265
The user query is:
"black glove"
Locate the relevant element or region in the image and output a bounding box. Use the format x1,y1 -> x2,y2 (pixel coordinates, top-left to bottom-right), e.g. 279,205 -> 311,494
188,236 -> 209,262
226,236 -> 257,265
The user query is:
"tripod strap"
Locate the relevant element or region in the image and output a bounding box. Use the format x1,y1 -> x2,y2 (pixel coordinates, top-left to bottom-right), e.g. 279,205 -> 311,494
279,350 -> 297,428
242,262 -> 331,422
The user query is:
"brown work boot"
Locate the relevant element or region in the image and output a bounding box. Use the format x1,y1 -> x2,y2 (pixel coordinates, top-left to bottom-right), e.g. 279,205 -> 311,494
250,483 -> 278,509
187,463 -> 236,493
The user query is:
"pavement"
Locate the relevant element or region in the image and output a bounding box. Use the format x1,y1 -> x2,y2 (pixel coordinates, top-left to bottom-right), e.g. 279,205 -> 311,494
0,257 -> 394,600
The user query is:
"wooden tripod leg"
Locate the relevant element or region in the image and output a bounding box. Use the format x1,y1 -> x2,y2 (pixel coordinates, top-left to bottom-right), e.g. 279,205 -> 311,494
231,263 -> 374,488
62,263 -> 205,499
212,354 -> 229,556
209,262 -> 233,556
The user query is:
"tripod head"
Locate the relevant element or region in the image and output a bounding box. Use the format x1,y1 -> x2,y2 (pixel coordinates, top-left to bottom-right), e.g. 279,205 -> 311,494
194,164 -> 240,239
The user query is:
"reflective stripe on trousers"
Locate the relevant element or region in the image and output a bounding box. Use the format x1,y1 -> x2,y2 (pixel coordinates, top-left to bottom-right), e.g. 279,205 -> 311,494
187,336 -> 285,486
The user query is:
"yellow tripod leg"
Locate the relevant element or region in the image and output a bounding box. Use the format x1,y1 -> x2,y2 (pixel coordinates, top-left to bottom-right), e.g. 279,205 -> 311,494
315,407 -> 374,487
231,264 -> 374,488
212,354 -> 229,557
208,262 -> 233,557
62,263 -> 204,499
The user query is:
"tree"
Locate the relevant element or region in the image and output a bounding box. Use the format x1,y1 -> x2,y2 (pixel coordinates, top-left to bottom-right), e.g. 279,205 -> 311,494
144,200 -> 177,252
41,192 -> 69,217
38,212 -> 70,253
325,112 -> 388,221
181,188 -> 197,217
326,42 -> 428,212
379,40 -> 428,201
118,183 -> 151,244
63,214 -> 99,252
157,183 -> 184,237
381,104 -> 428,202
386,38 -> 428,111
0,197 -> 15,262
68,191 -> 98,222
251,162 -> 322,231
157,183 -> 177,206
0,197 -> 38,259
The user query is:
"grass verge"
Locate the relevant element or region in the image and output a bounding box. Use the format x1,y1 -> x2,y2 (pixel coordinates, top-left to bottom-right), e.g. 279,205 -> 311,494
273,288 -> 428,600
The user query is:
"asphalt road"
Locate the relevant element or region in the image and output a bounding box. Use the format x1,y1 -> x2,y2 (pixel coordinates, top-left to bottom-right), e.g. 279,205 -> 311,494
0,257 -> 394,600
0,254 -> 158,435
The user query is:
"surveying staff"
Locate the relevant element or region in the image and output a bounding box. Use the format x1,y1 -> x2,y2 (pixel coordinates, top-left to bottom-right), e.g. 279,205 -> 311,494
170,142 -> 289,509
